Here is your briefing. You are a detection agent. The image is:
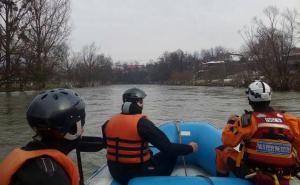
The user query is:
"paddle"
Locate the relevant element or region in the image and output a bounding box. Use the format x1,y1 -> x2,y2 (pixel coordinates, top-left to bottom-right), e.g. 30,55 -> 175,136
76,148 -> 84,185
76,136 -> 105,185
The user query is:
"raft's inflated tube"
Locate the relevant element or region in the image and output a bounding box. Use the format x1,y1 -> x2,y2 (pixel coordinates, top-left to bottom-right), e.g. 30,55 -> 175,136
159,122 -> 222,176
129,176 -> 252,185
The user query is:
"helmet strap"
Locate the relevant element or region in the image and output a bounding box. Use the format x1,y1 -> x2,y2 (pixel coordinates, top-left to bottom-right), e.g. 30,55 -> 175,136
32,133 -> 42,141
260,81 -> 265,93
64,121 -> 83,141
137,101 -> 143,108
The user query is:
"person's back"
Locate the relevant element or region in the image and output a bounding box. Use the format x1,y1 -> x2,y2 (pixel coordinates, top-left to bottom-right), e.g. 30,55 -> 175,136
216,81 -> 300,185
102,88 -> 198,184
5,141 -> 73,185
0,89 -> 86,185
242,111 -> 299,169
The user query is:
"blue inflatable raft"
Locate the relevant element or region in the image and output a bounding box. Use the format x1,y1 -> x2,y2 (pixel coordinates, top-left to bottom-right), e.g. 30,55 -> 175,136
87,121 -> 298,185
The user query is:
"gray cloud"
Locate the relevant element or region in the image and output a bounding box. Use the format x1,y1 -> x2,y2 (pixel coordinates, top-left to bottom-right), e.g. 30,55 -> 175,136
70,0 -> 300,63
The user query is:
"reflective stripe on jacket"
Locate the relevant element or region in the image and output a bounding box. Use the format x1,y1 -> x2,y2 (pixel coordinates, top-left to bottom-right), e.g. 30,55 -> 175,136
245,112 -> 298,168
104,114 -> 151,164
0,148 -> 79,185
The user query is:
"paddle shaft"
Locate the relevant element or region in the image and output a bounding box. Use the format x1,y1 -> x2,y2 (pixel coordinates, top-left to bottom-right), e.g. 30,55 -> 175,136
76,148 -> 84,185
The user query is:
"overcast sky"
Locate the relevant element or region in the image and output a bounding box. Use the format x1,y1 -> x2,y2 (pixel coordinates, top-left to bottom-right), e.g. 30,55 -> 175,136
70,0 -> 300,63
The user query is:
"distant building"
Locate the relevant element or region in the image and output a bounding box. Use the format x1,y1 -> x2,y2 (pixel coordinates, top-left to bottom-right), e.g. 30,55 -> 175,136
224,53 -> 243,62
126,64 -> 145,71
288,48 -> 300,67
206,61 -> 225,64
112,63 -> 124,70
112,63 -> 145,72
198,61 -> 226,80
197,53 -> 245,80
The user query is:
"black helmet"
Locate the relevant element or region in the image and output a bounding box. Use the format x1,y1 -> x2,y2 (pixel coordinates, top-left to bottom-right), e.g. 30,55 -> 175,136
122,88 -> 146,103
26,89 -> 85,140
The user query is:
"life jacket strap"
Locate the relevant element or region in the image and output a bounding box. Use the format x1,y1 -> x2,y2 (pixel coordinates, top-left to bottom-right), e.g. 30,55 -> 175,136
115,137 -> 119,161
106,137 -> 142,144
236,143 -> 245,167
140,141 -> 145,163
272,174 -> 280,185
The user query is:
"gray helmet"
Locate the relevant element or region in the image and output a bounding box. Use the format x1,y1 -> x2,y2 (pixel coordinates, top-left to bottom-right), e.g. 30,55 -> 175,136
26,89 -> 85,140
122,88 -> 146,103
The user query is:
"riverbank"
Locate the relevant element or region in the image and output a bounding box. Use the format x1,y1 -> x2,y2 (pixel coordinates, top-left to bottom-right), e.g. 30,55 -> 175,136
162,79 -> 245,87
1,79 -> 299,92
160,79 -> 300,91
0,83 -> 71,92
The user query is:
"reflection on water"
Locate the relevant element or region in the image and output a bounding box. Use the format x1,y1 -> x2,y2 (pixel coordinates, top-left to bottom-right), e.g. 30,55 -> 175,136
0,92 -> 36,151
0,85 -> 300,177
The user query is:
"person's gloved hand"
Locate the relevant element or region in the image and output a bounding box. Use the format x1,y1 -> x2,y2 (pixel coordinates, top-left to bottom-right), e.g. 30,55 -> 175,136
252,171 -> 274,185
189,142 -> 198,152
227,114 -> 239,124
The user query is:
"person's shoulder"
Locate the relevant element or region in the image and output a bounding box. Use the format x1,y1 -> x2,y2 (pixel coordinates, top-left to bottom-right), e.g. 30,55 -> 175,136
102,120 -> 109,126
109,113 -> 122,119
138,116 -> 156,128
224,111 -> 252,129
138,115 -> 151,122
283,112 -> 299,120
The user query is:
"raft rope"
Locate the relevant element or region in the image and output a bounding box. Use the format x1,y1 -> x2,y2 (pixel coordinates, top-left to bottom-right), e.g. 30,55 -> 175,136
175,120 -> 188,176
196,174 -> 215,185
175,121 -> 215,185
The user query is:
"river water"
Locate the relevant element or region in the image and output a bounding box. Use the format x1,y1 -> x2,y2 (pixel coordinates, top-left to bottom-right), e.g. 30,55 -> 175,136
1,85 -> 300,178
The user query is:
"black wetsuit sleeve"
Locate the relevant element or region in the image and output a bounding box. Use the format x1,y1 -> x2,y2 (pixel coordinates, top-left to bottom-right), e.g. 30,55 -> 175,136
78,136 -> 104,152
137,117 -> 193,156
10,157 -> 70,185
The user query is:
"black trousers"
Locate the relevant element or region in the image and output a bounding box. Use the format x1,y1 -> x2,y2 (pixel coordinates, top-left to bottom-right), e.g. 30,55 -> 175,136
108,152 -> 178,185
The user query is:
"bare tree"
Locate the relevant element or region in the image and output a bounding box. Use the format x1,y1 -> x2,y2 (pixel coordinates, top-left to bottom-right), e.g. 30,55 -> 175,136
22,0 -> 70,89
51,42 -> 70,84
80,43 -> 98,86
94,54 -> 113,84
66,43 -> 113,87
241,6 -> 299,90
0,0 -> 31,90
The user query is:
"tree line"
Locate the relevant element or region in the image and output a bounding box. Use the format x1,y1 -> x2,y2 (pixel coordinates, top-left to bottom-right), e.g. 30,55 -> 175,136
0,0 -> 70,90
0,4 -> 299,91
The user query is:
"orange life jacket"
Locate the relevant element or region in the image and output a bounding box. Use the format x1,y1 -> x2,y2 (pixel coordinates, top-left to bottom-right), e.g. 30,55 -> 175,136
244,112 -> 298,168
0,148 -> 79,185
104,114 -> 151,164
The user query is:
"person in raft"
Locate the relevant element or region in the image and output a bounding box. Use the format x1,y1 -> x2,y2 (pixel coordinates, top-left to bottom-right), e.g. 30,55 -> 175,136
0,89 -> 103,185
216,81 -> 300,185
102,87 -> 198,184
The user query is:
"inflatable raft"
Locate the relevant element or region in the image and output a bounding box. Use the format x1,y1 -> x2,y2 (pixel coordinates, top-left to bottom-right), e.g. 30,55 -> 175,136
86,121 -> 299,185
